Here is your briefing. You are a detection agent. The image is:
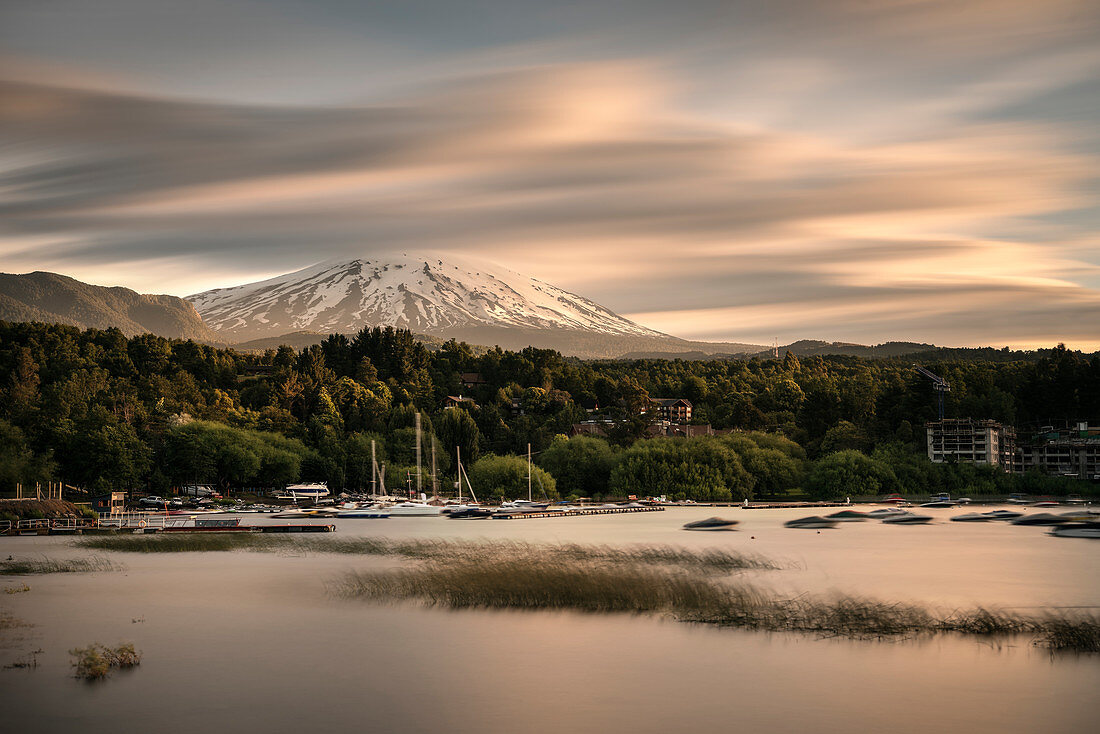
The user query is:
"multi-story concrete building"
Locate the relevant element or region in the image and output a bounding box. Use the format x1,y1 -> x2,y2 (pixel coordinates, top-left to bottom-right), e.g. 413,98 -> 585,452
1015,423 -> 1100,480
925,418 -> 1016,468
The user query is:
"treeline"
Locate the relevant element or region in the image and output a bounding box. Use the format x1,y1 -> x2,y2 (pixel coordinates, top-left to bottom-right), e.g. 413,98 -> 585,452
0,321 -> 1097,501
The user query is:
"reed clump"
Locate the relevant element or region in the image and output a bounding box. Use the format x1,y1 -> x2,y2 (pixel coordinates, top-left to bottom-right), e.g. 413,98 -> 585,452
74,535 -> 777,573
334,560 -> 1100,653
0,556 -> 117,575
76,534 -> 275,553
70,642 -> 141,681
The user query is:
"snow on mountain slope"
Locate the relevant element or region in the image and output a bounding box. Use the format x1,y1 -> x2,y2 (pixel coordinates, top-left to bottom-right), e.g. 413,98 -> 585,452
187,253 -> 668,341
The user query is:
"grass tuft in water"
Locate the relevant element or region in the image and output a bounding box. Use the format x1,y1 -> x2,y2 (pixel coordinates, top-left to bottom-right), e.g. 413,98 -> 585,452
70,643 -> 141,681
0,556 -> 118,575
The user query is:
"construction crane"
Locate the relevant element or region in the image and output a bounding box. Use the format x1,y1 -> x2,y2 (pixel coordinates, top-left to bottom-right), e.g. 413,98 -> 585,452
912,364 -> 950,420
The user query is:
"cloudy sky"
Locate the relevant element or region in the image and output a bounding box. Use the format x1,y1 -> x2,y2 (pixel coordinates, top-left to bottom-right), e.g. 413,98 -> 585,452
3,0 -> 1099,349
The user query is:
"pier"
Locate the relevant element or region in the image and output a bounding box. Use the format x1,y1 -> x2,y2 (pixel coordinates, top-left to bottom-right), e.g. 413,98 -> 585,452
492,506 -> 665,520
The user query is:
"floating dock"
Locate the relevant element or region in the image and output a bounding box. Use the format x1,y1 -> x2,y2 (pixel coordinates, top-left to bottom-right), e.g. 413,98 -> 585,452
491,506 -> 664,520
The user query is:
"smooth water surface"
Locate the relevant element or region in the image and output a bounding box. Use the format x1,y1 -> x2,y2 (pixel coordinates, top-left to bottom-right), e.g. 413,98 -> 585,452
1,505 -> 1097,733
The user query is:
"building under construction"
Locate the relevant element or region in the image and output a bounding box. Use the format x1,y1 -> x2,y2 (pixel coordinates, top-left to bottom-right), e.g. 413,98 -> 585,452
1015,423 -> 1100,480
925,418 -> 1016,468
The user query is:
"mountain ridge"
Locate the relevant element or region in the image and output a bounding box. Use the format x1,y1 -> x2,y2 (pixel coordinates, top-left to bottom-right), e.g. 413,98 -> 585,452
0,271 -> 222,342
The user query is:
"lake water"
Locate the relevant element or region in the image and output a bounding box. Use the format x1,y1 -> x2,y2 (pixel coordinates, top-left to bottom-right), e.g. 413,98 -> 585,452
2,505 -> 1098,733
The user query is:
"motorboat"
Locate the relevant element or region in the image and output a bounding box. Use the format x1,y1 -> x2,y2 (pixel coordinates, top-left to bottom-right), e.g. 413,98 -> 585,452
498,499 -> 549,511
447,507 -> 494,519
1049,523 -> 1100,538
920,501 -> 956,508
951,512 -> 993,522
270,508 -> 340,519
335,505 -> 389,518
866,507 -> 908,518
387,501 -> 443,517
784,516 -> 838,529
274,482 -> 330,501
825,510 -> 869,522
1031,500 -> 1060,508
683,517 -> 739,531
1058,510 -> 1100,522
882,513 -> 933,525
1010,513 -> 1070,526
981,510 -> 1023,520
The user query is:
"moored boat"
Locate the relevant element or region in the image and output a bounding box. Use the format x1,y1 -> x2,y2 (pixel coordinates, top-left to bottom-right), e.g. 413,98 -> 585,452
982,510 -> 1023,520
882,513 -> 933,525
825,510 -> 868,521
950,513 -> 992,522
784,516 -> 838,529
1049,523 -> 1100,538
683,517 -> 739,531
387,501 -> 443,516
1010,513 -> 1070,526
336,505 -> 390,518
867,507 -> 908,518
447,507 -> 494,519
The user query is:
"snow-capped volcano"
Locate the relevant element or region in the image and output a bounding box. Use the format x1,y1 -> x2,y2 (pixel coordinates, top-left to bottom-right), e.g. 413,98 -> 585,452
187,253 -> 668,343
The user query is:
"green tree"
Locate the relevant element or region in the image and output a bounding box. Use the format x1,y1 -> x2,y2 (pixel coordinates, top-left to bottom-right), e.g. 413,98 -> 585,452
538,435 -> 617,497
468,454 -> 557,500
805,450 -> 898,500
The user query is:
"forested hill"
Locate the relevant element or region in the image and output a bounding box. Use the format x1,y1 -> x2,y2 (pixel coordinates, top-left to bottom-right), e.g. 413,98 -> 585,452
1,321 -> 1096,503
0,271 -> 222,342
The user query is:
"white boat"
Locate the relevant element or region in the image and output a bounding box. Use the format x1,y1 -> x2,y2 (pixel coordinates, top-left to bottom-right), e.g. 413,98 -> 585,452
273,482 -> 330,501
499,499 -> 549,511
784,516 -> 838,529
336,504 -> 389,519
270,508 -> 340,519
387,501 -> 442,516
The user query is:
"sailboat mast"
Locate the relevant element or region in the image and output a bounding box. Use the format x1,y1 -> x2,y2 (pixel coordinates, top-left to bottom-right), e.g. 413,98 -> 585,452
371,439 -> 377,497
431,437 -> 438,497
415,412 -> 422,497
456,446 -> 463,503
527,443 -> 532,502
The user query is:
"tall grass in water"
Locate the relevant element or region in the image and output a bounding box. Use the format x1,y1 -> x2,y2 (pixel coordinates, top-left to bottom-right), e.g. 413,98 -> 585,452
74,535 -> 777,572
0,556 -> 117,575
333,560 -> 1100,653
70,643 -> 141,681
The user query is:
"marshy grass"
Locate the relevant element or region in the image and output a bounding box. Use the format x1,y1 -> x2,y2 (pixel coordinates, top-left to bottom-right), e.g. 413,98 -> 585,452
0,556 -> 118,575
332,559 -> 1100,653
73,535 -> 778,573
69,643 -> 141,681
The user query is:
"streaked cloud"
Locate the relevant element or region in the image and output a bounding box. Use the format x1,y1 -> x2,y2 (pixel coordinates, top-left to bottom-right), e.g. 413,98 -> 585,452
1,0 -> 1098,349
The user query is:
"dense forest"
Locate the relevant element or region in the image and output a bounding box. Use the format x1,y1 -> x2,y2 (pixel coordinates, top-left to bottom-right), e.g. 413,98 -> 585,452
1,321 -> 1098,504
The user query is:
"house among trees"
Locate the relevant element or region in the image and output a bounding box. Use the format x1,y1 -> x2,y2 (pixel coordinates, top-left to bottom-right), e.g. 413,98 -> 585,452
445,394 -> 477,410
650,398 -> 692,422
460,372 -> 487,388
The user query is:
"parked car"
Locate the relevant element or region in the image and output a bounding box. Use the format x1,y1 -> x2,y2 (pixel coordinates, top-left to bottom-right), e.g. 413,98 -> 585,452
138,496 -> 167,507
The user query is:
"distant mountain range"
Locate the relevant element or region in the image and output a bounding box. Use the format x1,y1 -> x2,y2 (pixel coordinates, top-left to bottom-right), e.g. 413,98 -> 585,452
0,271 -> 221,342
4,260 -> 1029,361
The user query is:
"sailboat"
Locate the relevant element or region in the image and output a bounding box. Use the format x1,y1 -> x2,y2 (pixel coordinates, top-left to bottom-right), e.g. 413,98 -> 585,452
447,446 -> 492,519
498,444 -> 550,512
388,413 -> 442,516
337,439 -> 390,518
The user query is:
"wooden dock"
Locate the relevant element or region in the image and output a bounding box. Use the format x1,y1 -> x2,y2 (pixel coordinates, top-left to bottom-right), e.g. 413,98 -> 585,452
491,506 -> 664,520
